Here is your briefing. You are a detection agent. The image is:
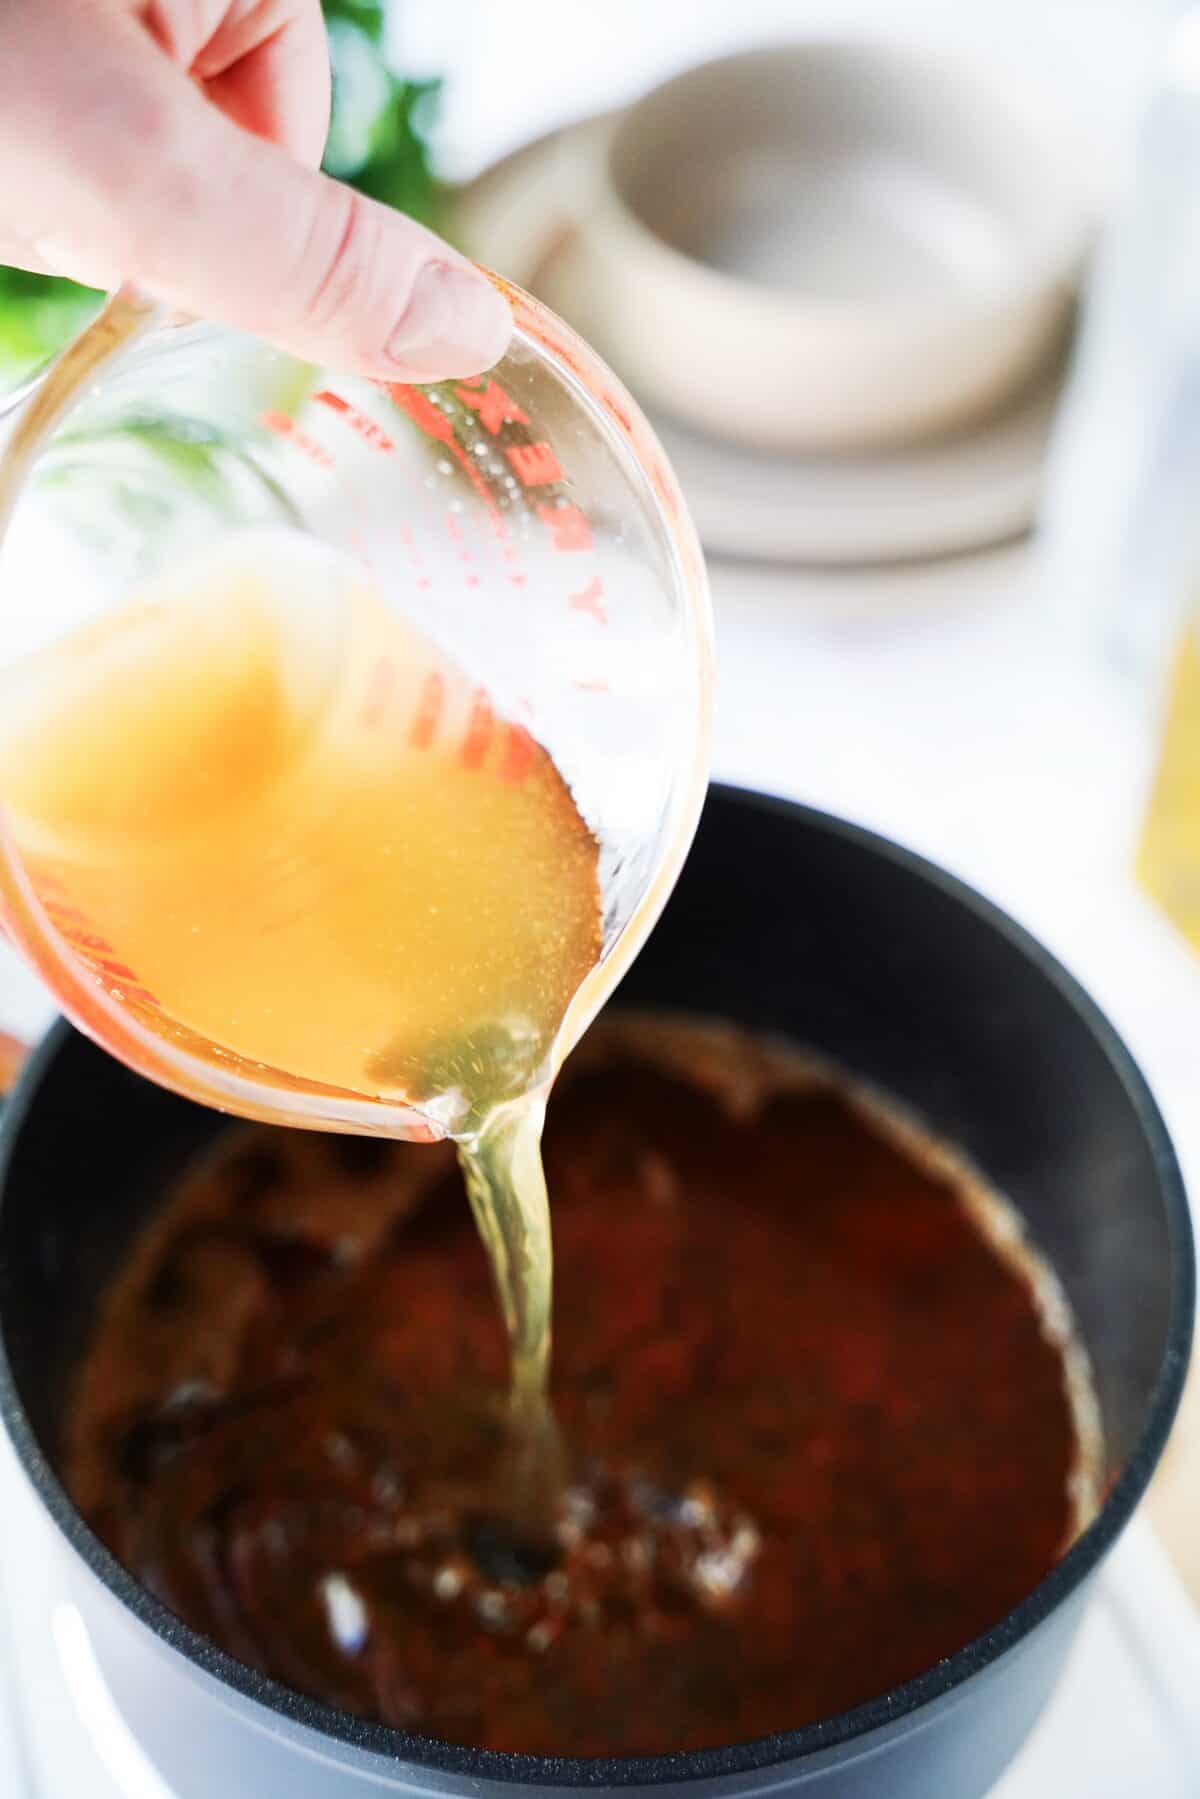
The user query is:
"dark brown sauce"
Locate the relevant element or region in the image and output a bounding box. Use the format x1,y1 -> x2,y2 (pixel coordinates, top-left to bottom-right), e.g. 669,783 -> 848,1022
67,1017 -> 1093,1757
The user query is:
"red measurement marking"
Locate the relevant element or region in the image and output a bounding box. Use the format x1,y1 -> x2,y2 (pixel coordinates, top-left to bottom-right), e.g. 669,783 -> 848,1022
95,958 -> 141,983
79,949 -> 160,1005
460,688 -> 494,770
398,524 -> 418,555
604,393 -> 634,435
347,524 -> 379,578
42,896 -> 89,927
538,502 -> 593,552
455,379 -> 529,435
648,457 -> 679,521
395,523 -> 433,593
569,575 -> 607,625
409,672 -> 445,750
507,441 -> 563,487
499,723 -> 537,786
386,385 -> 455,444
26,866 -> 164,1004
444,509 -> 483,587
361,658 -> 397,730
71,928 -> 120,954
315,390 -> 395,453
97,980 -> 161,1006
389,384 -> 514,543
405,1121 -> 442,1145
259,409 -> 334,469
455,444 -> 509,525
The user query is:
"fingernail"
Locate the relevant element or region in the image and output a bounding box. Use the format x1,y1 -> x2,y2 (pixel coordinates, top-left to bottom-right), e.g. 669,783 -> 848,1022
387,263 -> 512,380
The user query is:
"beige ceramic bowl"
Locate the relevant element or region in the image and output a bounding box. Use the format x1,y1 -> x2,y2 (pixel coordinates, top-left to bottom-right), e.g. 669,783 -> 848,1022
540,41 -> 1095,453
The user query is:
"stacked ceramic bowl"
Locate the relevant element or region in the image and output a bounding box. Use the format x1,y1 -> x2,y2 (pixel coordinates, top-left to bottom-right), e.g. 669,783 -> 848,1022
456,41 -> 1097,562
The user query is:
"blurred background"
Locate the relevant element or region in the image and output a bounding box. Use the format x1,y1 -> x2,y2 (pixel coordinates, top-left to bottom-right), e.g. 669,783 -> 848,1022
393,0 -> 1164,177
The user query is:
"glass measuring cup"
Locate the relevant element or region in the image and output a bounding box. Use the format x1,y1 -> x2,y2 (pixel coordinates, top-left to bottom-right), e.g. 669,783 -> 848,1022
0,280 -> 712,1141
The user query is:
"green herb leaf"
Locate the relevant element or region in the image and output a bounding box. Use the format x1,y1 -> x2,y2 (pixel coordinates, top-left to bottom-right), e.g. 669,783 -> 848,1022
0,265 -> 103,371
321,0 -> 385,43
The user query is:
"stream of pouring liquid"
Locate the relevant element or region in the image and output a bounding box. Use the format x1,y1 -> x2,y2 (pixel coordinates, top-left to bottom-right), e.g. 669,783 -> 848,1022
0,530 -> 602,1516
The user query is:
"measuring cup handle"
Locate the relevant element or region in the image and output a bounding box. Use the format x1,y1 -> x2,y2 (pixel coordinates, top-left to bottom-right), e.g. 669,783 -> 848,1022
0,284 -> 165,420
0,283 -> 169,546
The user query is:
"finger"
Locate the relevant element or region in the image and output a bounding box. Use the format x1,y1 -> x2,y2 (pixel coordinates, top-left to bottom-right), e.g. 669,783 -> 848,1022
140,1 -> 330,168
192,3 -> 332,169
0,19 -> 511,382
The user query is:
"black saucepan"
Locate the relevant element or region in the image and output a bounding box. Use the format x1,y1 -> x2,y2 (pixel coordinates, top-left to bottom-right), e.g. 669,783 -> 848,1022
0,786 -> 1192,1797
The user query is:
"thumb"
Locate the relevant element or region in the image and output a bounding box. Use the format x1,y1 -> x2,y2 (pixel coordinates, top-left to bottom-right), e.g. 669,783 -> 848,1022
3,19 -> 512,383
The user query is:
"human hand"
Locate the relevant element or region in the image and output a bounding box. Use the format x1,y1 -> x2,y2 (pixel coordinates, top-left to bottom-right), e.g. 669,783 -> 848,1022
0,1 -> 511,381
